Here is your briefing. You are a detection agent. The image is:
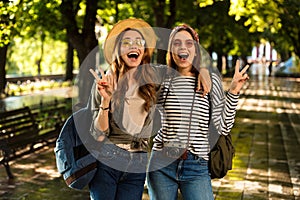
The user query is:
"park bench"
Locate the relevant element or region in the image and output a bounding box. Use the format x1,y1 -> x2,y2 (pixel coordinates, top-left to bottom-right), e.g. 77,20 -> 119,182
0,99 -> 71,179
31,98 -> 72,134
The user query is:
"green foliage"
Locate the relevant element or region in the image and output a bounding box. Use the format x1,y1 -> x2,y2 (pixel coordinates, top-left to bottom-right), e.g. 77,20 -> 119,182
2,0 -> 300,79
0,1 -> 18,46
7,36 -> 78,75
1,0 -> 64,45
97,0 -> 154,27
17,0 -> 64,40
229,0 -> 300,57
230,0 -> 281,33
174,0 -> 252,57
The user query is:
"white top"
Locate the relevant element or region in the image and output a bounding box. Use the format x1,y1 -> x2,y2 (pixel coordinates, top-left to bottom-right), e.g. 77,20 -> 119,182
122,83 -> 148,135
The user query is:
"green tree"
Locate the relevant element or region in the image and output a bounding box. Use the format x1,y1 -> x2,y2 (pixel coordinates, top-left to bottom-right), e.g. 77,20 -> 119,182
18,0 -> 64,75
170,0 -> 253,73
60,0 -> 99,104
2,0 -> 300,99
276,0 -> 300,58
0,0 -> 17,96
0,0 -> 65,96
229,0 -> 300,59
150,0 -> 176,64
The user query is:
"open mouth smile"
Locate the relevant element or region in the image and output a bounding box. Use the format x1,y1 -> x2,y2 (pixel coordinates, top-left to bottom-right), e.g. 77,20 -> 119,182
127,52 -> 139,59
178,53 -> 189,60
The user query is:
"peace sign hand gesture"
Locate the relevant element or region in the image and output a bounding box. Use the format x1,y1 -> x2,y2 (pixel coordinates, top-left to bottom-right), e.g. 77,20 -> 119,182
228,60 -> 250,95
89,68 -> 114,104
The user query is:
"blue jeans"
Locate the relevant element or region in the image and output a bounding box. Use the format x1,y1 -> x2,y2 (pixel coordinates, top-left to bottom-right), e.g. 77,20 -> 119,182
89,144 -> 147,200
147,150 -> 214,200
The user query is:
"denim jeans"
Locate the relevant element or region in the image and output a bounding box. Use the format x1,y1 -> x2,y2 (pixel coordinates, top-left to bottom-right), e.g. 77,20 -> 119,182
147,150 -> 214,200
89,144 -> 147,200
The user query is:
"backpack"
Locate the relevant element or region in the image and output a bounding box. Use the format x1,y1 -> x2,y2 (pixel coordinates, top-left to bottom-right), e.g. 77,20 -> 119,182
54,106 -> 98,190
207,93 -> 235,179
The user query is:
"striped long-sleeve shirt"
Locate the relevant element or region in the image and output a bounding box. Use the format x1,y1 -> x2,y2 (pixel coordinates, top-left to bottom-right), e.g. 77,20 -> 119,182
152,73 -> 239,159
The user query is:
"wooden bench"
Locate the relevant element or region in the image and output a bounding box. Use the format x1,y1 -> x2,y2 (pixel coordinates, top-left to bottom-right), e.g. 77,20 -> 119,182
31,98 -> 72,139
0,101 -> 70,179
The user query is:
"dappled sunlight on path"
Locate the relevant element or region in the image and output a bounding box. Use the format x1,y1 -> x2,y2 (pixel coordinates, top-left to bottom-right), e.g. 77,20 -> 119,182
211,76 -> 300,199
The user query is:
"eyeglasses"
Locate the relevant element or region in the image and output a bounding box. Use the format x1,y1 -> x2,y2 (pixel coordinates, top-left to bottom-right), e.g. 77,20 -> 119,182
172,39 -> 195,48
120,38 -> 146,48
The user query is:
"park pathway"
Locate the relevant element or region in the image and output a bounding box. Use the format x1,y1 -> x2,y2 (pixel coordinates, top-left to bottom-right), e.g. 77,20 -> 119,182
0,76 -> 299,200
144,76 -> 300,200
210,76 -> 300,200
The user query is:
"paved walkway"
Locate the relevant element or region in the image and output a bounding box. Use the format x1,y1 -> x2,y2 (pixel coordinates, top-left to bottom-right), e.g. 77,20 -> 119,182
212,76 -> 300,200
0,76 -> 299,200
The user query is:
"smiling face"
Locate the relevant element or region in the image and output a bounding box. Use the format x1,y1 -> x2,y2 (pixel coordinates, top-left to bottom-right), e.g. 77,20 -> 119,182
171,30 -> 196,74
119,30 -> 145,69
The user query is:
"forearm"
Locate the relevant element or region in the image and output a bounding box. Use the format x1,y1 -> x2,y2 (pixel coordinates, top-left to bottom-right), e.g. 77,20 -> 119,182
94,99 -> 110,132
228,84 -> 240,95
210,73 -> 239,135
221,92 -> 239,134
90,82 -> 110,141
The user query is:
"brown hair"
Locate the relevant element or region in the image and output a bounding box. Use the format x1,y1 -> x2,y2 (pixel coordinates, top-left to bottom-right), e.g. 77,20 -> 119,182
111,28 -> 156,112
166,24 -> 201,75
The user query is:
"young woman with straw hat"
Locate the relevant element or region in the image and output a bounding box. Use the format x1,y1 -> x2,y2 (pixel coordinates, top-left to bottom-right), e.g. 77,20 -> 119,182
88,18 -> 160,200
88,18 -> 211,200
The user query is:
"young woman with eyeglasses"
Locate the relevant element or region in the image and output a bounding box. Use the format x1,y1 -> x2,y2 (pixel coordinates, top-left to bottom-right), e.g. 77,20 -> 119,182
88,18 -> 162,200
146,24 -> 250,200
87,18 -> 212,200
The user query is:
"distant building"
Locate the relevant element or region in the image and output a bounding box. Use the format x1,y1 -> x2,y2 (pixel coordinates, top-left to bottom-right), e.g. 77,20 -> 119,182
248,40 -> 277,76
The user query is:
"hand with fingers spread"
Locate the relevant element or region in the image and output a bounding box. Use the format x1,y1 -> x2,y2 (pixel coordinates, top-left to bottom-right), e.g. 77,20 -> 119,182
228,60 -> 250,95
89,68 -> 114,105
89,68 -> 114,142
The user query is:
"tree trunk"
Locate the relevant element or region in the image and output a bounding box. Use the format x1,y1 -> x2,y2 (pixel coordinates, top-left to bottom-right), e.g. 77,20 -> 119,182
65,41 -> 74,81
232,55 -> 239,75
37,33 -> 45,75
216,52 -> 222,74
152,0 -> 176,65
0,45 -> 8,96
61,0 -> 98,105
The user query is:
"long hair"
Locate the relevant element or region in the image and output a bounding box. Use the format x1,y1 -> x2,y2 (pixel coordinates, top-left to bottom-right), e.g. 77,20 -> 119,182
111,28 -> 157,112
166,24 -> 201,75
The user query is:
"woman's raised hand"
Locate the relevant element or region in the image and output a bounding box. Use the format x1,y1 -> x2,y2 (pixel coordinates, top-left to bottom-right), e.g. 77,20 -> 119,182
90,68 -> 114,102
228,60 -> 250,95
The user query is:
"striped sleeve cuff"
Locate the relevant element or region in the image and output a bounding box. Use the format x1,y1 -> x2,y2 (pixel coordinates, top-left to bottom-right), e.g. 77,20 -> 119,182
226,91 -> 239,107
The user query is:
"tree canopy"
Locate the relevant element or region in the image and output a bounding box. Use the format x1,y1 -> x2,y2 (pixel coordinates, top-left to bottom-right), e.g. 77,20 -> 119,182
0,0 -> 299,100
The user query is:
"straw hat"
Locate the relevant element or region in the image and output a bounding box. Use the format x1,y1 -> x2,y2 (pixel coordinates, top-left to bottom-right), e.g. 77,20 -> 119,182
103,18 -> 157,64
